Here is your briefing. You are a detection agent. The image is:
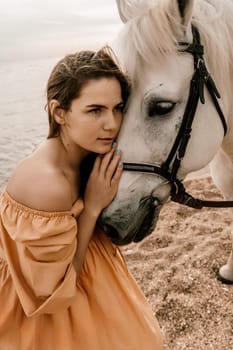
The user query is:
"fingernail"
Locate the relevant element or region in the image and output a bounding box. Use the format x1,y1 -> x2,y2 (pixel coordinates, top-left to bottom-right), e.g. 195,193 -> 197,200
115,149 -> 121,156
118,160 -> 123,168
112,141 -> 117,148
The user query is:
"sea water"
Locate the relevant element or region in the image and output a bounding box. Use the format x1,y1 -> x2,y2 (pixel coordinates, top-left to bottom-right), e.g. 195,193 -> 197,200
0,56 -> 60,191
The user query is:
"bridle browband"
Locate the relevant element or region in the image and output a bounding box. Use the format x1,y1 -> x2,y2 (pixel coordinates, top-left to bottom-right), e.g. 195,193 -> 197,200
123,25 -> 233,209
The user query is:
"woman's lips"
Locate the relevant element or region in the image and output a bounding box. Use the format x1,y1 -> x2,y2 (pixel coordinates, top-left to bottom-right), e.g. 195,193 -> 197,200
97,138 -> 114,144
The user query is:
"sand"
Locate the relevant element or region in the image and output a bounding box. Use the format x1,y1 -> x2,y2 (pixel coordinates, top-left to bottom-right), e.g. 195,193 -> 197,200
121,175 -> 233,350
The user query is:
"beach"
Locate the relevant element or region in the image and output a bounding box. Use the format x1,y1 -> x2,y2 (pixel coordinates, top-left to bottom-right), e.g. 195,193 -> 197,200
1,30 -> 233,350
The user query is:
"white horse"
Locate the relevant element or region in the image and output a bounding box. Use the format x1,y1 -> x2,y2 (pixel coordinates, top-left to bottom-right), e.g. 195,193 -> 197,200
100,0 -> 233,283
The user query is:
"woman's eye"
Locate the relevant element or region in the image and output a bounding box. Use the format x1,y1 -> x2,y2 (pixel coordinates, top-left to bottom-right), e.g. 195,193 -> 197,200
147,101 -> 175,117
88,108 -> 101,115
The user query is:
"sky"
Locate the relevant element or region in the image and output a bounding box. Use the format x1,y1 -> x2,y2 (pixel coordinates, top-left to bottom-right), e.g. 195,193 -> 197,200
0,0 -> 123,62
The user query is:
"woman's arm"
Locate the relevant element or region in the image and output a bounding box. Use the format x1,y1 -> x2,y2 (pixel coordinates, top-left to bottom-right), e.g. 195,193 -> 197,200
74,147 -> 123,276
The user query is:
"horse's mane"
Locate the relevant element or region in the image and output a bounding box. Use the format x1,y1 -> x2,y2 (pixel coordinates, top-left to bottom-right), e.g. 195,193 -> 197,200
115,0 -> 233,95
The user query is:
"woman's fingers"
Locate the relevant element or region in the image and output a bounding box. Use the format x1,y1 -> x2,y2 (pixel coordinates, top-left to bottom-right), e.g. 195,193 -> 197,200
92,155 -> 101,173
110,161 -> 123,187
105,149 -> 122,181
85,147 -> 123,212
99,147 -> 115,174
91,144 -> 123,190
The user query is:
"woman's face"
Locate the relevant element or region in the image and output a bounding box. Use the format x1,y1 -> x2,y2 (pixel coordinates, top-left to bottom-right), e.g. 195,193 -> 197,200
62,77 -> 124,154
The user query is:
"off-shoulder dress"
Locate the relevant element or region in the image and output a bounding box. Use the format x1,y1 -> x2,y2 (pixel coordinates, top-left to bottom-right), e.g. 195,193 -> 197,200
0,191 -> 163,350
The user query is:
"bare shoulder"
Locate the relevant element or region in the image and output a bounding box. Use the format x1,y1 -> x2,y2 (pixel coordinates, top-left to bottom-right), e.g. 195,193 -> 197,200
6,156 -> 73,212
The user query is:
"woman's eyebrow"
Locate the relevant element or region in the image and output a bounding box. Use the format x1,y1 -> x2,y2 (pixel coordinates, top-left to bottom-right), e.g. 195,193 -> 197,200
85,104 -> 105,108
85,101 -> 123,108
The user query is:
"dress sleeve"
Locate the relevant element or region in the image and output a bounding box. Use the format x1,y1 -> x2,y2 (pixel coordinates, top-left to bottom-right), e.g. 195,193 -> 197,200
0,192 -> 81,317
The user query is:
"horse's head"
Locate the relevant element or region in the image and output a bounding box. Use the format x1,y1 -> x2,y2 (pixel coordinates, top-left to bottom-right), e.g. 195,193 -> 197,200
100,0 -> 228,245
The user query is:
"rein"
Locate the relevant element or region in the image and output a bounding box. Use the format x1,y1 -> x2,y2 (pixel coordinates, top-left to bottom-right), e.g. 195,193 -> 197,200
123,25 -> 233,209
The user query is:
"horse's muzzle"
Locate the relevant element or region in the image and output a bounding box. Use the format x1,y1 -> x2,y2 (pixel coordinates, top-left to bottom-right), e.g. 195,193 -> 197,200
99,196 -> 161,246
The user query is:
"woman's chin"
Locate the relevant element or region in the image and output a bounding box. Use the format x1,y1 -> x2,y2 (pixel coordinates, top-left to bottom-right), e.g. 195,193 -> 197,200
96,145 -> 113,154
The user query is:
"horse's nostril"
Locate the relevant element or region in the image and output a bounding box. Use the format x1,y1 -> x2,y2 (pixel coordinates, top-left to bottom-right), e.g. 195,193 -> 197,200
103,223 -> 119,240
139,196 -> 157,208
140,196 -> 152,205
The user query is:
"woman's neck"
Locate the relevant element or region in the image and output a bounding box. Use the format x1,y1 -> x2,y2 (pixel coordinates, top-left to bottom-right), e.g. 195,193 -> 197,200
58,135 -> 89,171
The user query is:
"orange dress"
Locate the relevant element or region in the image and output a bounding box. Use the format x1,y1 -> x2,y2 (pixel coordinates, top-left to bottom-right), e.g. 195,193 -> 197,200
0,191 -> 163,350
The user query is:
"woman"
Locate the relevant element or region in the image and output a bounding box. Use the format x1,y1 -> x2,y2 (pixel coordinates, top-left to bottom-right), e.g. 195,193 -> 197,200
0,47 -> 163,349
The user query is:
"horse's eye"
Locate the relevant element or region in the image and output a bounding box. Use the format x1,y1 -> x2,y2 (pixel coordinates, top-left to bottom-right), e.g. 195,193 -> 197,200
147,101 -> 175,117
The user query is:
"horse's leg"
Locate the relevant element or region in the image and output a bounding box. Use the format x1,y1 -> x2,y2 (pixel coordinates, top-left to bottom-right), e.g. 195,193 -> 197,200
210,148 -> 233,283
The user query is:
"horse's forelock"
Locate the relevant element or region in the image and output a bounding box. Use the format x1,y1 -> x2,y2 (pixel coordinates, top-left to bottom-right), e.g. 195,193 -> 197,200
115,0 -> 179,80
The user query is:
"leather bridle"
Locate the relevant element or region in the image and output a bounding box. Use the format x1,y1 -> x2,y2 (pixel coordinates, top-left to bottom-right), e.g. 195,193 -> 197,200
123,25 -> 233,209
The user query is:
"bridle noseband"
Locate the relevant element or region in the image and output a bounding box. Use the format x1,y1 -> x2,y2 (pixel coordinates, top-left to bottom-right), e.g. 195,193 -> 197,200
123,25 -> 233,209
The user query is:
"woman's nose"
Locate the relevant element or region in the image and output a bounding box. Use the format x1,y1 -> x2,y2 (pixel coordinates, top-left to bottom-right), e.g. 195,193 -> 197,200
103,111 -> 120,131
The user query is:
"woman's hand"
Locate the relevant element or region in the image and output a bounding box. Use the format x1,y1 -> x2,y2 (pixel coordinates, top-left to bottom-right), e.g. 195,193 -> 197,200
83,146 -> 123,218
74,147 -> 123,277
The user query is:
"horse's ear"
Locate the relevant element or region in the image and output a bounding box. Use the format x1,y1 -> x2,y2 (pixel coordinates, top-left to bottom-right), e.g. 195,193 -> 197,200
115,0 -> 151,23
116,0 -> 133,23
176,0 -> 194,28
